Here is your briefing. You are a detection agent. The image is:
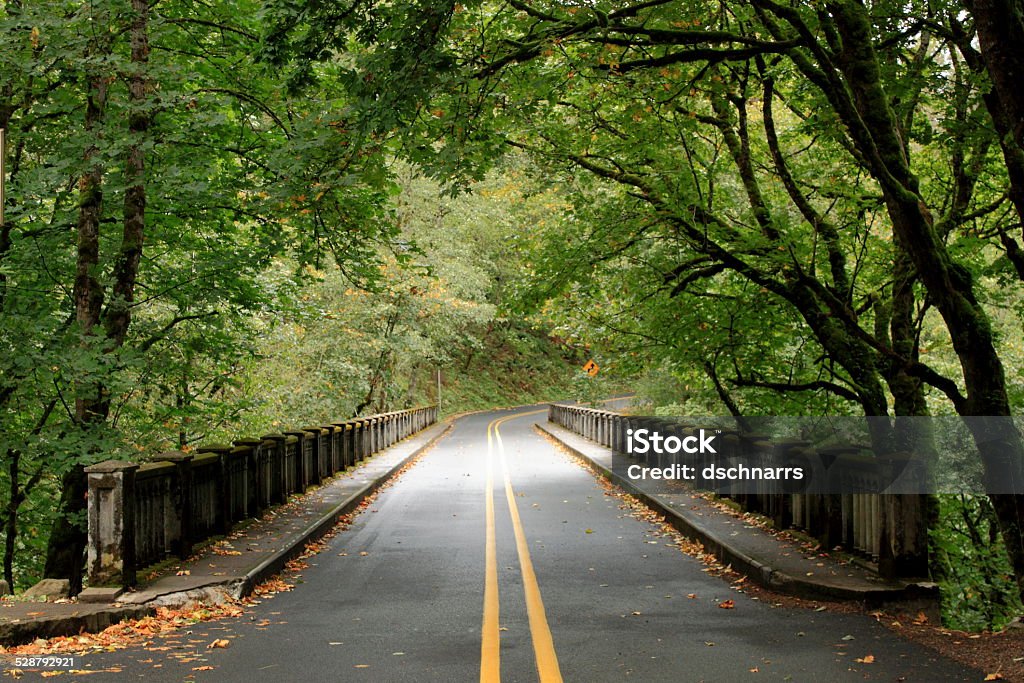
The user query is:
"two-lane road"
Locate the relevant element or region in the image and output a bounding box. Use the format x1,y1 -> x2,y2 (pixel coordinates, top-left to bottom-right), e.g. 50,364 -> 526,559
77,407 -> 978,681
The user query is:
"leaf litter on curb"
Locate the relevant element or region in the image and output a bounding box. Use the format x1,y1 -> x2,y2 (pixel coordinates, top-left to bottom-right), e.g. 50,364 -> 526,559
2,444 -> 435,662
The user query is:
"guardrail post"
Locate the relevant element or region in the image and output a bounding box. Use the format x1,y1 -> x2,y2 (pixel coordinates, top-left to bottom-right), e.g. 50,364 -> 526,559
361,418 -> 372,459
320,425 -> 340,475
301,429 -> 321,485
338,421 -> 354,468
86,460 -> 140,587
197,446 -> 235,536
233,438 -> 263,516
158,451 -> 196,557
284,431 -> 310,490
261,434 -> 288,503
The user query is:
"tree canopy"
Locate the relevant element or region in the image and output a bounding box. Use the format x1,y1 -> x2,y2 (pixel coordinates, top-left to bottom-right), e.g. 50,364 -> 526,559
3,0 -> 1024,624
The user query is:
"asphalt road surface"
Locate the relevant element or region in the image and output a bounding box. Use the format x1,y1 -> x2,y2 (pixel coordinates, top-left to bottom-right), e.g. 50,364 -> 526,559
72,406 -> 978,682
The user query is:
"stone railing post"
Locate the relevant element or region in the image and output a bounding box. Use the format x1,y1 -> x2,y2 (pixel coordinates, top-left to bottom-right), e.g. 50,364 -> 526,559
158,451 -> 196,557
261,434 -> 288,503
361,418 -> 372,459
86,460 -> 140,588
197,446 -> 234,536
233,438 -> 263,517
284,431 -> 310,490
334,421 -> 353,469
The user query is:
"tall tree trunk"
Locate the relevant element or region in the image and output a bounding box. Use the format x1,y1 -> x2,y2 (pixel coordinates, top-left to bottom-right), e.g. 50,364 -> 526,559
881,245 -> 934,577
968,0 -> 1024,152
4,450 -> 20,588
43,67 -> 108,593
44,0 -> 150,592
827,0 -> 1024,598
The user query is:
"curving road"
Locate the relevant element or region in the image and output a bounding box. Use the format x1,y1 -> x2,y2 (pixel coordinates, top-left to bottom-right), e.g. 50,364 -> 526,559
72,406 -> 977,681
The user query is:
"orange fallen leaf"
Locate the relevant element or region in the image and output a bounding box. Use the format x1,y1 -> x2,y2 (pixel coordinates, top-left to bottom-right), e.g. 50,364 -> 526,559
855,654 -> 875,664
687,593 -> 697,599
984,674 -> 1004,681
192,666 -> 215,671
749,667 -> 759,672
718,599 -> 735,609
207,639 -> 230,649
913,611 -> 928,625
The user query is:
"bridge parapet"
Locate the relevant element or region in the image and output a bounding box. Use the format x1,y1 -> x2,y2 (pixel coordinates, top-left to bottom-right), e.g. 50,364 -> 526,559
86,406 -> 438,589
549,404 -> 927,580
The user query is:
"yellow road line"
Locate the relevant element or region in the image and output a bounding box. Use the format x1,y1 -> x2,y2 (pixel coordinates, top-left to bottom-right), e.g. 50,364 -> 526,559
494,411 -> 563,683
481,421 -> 500,683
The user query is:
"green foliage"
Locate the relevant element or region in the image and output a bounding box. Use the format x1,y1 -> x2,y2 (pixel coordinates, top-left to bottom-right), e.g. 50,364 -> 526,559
0,0 -> 399,588
300,0 -> 1024,616
205,158 -> 582,438
932,495 -> 1024,632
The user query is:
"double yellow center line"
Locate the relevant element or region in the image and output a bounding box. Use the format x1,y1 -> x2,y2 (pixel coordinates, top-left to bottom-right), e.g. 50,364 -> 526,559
481,410 -> 563,683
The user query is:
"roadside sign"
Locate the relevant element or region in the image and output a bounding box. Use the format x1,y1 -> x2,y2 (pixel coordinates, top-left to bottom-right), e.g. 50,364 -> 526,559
582,359 -> 599,376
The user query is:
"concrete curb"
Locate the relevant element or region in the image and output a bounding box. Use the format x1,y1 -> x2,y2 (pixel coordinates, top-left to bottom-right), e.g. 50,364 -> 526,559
536,422 -> 937,605
0,604 -> 156,646
236,421 -> 453,597
0,421 -> 454,647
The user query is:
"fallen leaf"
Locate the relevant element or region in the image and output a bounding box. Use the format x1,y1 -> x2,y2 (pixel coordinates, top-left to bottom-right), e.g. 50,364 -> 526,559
984,675 -> 1004,681
354,664 -> 369,668
749,667 -> 759,673
687,593 -> 697,599
913,611 -> 928,625
855,654 -> 875,664
176,570 -> 191,576
192,666 -> 215,671
207,639 -> 230,649
718,599 -> 735,609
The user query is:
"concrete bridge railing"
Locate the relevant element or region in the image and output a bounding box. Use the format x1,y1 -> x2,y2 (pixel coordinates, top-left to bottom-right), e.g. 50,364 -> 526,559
85,406 -> 438,588
549,404 -> 928,579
